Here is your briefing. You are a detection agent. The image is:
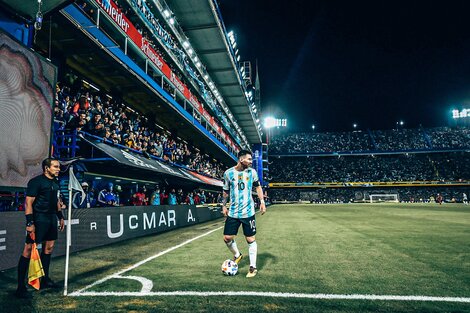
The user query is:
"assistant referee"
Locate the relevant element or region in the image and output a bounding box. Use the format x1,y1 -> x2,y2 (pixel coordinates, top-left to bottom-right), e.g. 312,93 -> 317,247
15,158 -> 65,298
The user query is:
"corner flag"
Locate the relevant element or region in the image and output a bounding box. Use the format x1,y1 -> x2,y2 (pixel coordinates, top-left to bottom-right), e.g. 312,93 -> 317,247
68,167 -> 85,204
64,166 -> 85,295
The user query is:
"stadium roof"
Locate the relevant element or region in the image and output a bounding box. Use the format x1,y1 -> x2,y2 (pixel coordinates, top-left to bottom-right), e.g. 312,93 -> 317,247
30,11 -> 237,165
165,0 -> 262,144
0,0 -> 71,21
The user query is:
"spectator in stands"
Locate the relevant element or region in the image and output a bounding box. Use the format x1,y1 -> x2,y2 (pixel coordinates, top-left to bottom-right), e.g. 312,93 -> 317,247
163,151 -> 172,163
217,192 -> 223,204
185,192 -> 194,205
66,111 -> 87,131
176,188 -> 184,204
150,186 -> 160,205
87,111 -> 106,137
131,188 -> 147,206
97,183 -> 118,206
199,190 -> 206,204
71,95 -> 90,116
114,185 -> 122,206
168,188 -> 177,205
193,191 -> 200,205
160,189 -> 168,205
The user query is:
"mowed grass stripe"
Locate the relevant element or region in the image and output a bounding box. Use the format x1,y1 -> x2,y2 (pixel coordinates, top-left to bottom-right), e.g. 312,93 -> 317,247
87,204 -> 470,298
312,204 -> 470,296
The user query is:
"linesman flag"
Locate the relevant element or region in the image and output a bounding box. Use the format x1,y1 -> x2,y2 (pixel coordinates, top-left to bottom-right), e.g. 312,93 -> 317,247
28,233 -> 44,290
68,167 -> 85,204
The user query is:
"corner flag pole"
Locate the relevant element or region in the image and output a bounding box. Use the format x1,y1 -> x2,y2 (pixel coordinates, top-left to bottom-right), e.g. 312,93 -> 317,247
63,166 -> 85,296
63,169 -> 73,296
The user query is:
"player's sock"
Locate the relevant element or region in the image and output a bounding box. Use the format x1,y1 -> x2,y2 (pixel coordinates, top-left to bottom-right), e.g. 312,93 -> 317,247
40,252 -> 51,279
17,255 -> 30,290
248,240 -> 257,268
225,239 -> 240,258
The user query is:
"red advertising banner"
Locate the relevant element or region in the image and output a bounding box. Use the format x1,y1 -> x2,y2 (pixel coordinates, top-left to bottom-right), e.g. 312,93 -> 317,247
94,0 -> 238,152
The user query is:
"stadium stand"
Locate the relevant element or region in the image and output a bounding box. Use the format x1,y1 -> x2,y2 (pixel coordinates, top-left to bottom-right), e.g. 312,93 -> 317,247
271,152 -> 469,183
54,81 -> 227,179
268,128 -> 470,203
270,127 -> 470,154
0,0 -> 265,212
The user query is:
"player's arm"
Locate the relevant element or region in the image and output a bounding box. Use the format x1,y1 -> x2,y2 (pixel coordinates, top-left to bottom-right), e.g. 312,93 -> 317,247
25,196 -> 35,234
222,190 -> 229,216
222,170 -> 230,216
255,184 -> 266,215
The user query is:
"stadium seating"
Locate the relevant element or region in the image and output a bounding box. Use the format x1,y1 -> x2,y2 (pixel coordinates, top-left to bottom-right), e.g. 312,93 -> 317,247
268,128 -> 470,203
54,82 -> 226,180
270,127 -> 470,154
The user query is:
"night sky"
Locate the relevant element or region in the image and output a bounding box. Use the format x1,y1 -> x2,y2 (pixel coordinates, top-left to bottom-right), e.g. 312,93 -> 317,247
219,0 -> 470,132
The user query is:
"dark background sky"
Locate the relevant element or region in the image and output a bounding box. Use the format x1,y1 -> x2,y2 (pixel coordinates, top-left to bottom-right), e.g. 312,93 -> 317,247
218,0 -> 470,132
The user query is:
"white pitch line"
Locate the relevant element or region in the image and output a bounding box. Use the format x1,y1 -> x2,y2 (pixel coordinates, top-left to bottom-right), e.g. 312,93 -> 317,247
70,225 -> 223,296
114,275 -> 154,293
70,291 -> 470,303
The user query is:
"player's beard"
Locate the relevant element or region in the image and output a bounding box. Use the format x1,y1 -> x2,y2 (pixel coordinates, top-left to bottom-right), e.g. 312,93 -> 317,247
241,162 -> 251,170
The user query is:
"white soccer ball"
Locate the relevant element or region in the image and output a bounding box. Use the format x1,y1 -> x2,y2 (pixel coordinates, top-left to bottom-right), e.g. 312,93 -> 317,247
221,259 -> 238,276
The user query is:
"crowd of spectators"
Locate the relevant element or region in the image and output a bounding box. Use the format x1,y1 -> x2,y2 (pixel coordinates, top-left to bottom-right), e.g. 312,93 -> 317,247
54,82 -> 227,179
269,187 -> 469,204
270,127 -> 470,154
270,152 -> 470,183
270,131 -> 372,154
429,127 -> 470,149
373,128 -> 428,150
0,184 -> 222,211
71,182 -> 222,209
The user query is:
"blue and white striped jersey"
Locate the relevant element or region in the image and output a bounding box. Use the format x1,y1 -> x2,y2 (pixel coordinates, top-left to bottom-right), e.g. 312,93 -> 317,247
223,167 -> 259,218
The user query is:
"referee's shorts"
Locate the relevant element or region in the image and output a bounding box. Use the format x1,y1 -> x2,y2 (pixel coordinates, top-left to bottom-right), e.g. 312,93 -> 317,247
25,213 -> 58,244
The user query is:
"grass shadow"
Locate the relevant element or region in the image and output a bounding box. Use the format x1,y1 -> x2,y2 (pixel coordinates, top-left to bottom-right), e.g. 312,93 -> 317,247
257,252 -> 277,270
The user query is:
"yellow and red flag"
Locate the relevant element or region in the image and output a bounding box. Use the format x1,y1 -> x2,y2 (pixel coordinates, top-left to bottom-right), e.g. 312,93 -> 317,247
28,233 -> 44,290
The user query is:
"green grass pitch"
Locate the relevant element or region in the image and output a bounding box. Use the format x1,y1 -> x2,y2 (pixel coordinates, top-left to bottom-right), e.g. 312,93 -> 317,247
1,203 -> 469,312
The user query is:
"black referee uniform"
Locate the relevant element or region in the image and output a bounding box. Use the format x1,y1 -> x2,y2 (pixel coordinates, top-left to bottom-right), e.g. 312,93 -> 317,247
25,174 -> 61,244
16,172 -> 62,297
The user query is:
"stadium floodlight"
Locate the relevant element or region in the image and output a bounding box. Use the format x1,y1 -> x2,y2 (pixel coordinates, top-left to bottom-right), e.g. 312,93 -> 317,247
163,10 -> 171,18
183,41 -> 190,48
187,48 -> 193,56
196,62 -> 201,68
264,117 -> 276,129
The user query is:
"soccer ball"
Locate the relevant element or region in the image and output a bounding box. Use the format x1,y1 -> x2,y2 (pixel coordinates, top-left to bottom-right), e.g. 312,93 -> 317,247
221,259 -> 238,276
